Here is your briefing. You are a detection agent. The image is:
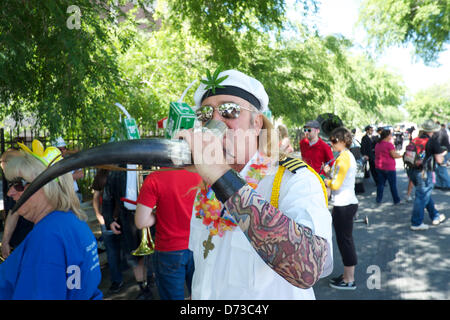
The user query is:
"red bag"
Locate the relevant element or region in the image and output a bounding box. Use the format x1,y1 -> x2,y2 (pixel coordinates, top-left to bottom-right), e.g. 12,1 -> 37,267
403,137 -> 429,169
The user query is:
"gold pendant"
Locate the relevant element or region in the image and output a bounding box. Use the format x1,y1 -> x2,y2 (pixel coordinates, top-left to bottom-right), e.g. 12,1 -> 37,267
202,234 -> 215,259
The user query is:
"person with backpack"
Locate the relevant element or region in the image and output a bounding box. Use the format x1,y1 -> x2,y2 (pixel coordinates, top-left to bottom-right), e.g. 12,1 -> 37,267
361,125 -> 378,185
404,130 -> 424,202
405,120 -> 447,231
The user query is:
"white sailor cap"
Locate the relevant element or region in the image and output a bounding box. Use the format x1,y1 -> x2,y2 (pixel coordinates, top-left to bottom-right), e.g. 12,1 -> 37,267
193,69 -> 270,115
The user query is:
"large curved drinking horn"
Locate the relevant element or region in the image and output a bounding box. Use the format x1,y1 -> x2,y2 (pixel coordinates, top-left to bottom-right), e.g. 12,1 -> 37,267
11,138 -> 192,213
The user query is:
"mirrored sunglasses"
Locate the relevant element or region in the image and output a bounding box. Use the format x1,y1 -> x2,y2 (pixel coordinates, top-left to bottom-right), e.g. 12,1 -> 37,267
7,177 -> 30,192
303,128 -> 313,133
195,103 -> 255,122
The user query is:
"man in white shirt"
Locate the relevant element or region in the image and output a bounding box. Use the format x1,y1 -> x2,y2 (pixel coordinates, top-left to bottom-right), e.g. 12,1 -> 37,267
178,69 -> 333,299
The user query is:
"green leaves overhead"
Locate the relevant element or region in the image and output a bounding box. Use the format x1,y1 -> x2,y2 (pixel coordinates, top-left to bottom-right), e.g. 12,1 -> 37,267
404,82 -> 450,123
359,0 -> 450,65
0,0 -> 410,147
238,32 -> 405,128
163,0 -> 318,65
0,0 -> 149,145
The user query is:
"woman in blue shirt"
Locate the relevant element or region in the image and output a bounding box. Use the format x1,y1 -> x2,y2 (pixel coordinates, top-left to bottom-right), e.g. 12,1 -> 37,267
0,146 -> 102,300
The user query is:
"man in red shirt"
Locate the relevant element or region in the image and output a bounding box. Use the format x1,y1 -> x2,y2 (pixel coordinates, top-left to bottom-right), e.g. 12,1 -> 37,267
135,169 -> 201,300
299,120 -> 335,174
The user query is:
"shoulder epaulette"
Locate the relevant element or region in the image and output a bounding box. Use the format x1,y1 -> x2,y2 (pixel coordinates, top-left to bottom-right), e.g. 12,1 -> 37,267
278,156 -> 329,207
279,157 -> 307,173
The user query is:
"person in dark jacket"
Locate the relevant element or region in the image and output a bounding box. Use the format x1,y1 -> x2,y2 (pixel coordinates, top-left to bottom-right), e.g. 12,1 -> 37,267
102,167 -> 154,299
360,125 -> 378,185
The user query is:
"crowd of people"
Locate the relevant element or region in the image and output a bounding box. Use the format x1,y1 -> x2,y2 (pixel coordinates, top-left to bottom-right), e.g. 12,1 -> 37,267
0,68 -> 448,300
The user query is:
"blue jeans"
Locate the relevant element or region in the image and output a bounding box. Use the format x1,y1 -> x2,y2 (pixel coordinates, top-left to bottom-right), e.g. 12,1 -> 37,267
434,160 -> 450,188
102,229 -> 125,284
407,169 -> 440,226
375,169 -> 401,204
102,222 -> 140,284
153,249 -> 195,300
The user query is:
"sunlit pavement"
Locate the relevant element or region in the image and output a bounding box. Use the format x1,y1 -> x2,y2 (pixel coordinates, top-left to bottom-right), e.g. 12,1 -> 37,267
314,162 -> 450,300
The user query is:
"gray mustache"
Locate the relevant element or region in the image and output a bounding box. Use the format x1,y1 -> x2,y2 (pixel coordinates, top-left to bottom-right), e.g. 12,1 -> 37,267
12,139 -> 192,213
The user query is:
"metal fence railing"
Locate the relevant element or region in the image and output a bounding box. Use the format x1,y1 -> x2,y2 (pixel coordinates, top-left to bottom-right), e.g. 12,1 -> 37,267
1,125 -> 165,212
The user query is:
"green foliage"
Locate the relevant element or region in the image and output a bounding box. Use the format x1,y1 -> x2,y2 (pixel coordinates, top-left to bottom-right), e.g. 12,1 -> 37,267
359,0 -> 450,65
115,24 -> 211,129
0,0 -> 408,146
342,55 -> 405,111
77,171 -> 95,202
227,30 -> 338,126
246,29 -> 407,129
0,0 -> 146,146
378,105 -> 408,125
404,82 -> 450,123
160,0 -> 318,66
162,0 -> 318,65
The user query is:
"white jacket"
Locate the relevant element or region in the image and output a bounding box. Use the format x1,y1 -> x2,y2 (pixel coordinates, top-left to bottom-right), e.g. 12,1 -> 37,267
189,154 -> 333,300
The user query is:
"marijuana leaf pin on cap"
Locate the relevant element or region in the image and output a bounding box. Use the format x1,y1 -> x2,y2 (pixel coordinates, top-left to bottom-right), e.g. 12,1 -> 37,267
200,65 -> 229,94
194,68 -> 269,113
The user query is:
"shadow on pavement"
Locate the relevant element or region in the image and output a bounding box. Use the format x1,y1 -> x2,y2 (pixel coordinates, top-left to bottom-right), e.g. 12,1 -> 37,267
314,165 -> 450,300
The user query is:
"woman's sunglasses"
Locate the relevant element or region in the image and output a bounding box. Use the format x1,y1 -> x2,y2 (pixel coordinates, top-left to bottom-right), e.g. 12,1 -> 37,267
330,138 -> 339,144
7,177 -> 30,192
195,103 -> 255,122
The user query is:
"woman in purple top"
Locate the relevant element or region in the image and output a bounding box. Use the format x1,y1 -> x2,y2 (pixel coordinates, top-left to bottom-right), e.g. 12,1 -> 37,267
374,129 -> 403,204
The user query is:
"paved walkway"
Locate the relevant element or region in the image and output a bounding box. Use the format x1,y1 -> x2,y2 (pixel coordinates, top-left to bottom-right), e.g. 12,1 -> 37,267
314,163 -> 450,300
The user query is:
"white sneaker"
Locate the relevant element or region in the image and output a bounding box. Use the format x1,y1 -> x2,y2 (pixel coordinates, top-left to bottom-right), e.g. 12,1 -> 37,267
405,195 -> 413,202
432,214 -> 446,225
410,223 -> 429,231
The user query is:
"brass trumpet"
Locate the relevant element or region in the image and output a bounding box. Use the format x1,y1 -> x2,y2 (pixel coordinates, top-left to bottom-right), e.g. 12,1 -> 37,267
132,165 -> 155,256
121,196 -> 155,256
132,227 -> 155,256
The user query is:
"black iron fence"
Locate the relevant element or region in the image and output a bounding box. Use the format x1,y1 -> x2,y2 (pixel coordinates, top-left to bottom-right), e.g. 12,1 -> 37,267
1,125 -> 165,210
